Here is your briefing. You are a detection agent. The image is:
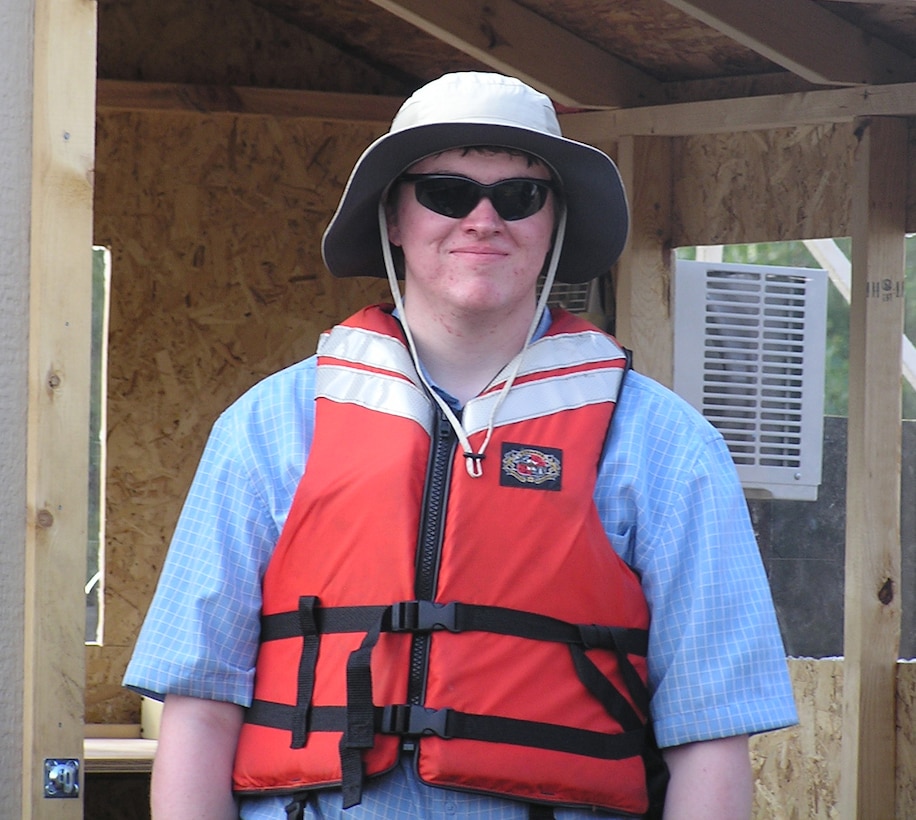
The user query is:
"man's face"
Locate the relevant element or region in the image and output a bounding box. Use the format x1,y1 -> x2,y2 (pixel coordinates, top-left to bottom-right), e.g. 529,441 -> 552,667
387,148 -> 556,325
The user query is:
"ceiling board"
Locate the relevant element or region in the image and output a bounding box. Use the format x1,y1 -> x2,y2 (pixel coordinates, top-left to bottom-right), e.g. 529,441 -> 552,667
514,0 -> 782,82
364,0 -> 665,107
821,1 -> 916,54
98,0 -> 916,109
665,0 -> 916,84
246,0 -> 491,89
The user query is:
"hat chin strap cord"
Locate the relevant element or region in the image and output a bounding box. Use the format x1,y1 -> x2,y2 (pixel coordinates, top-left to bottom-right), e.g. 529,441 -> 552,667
377,200 -> 568,479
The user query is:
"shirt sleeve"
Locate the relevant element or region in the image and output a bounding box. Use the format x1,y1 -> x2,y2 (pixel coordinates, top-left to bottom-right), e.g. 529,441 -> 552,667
123,358 -> 317,706
595,370 -> 798,748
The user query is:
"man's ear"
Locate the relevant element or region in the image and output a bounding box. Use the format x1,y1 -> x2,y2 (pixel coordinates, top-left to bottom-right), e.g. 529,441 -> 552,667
385,195 -> 402,247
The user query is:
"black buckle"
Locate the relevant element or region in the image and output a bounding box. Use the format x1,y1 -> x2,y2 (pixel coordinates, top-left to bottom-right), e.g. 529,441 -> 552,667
381,704 -> 451,738
390,601 -> 458,633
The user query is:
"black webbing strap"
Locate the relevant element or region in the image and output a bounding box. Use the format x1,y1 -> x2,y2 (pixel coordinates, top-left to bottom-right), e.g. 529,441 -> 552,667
569,645 -> 643,732
283,792 -> 311,820
290,596 -> 319,749
409,709 -> 644,760
339,610 -> 386,809
569,623 -> 651,732
528,805 -> 555,820
642,721 -> 670,820
261,604 -> 389,642
247,701 -> 644,762
246,701 -> 346,731
261,600 -> 648,658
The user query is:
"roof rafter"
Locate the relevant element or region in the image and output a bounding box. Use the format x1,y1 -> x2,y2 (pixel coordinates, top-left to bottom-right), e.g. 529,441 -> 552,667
663,0 -> 916,85
364,0 -> 664,108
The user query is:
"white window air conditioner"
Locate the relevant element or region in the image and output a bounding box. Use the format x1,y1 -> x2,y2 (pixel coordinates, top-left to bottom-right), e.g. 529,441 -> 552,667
673,259 -> 828,501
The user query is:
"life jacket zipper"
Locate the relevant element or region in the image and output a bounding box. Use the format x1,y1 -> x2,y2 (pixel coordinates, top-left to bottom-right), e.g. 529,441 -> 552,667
407,404 -> 458,707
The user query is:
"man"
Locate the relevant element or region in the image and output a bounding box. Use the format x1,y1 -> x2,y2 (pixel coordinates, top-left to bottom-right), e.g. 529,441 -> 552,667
125,72 -> 797,819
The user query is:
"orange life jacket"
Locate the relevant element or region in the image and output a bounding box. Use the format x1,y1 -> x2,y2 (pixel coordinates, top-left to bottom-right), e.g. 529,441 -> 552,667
233,305 -> 653,816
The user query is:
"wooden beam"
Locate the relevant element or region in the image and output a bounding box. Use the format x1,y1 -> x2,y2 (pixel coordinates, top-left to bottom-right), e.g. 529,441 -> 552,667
363,0 -> 664,108
96,79 -> 916,142
561,80 -> 916,139
663,0 -> 916,86
24,0 -> 96,815
614,136 -> 674,387
840,117 -> 907,820
96,80 -> 403,124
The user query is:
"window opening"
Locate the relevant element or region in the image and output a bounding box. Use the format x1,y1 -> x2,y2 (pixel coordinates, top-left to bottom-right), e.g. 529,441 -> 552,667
677,238 -> 916,420
86,246 -> 110,645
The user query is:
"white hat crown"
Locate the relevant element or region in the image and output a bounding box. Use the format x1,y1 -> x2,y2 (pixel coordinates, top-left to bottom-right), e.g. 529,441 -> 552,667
390,73 -> 562,139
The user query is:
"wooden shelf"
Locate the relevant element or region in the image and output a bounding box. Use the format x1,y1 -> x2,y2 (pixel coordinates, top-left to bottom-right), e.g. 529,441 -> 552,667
84,738 -> 157,774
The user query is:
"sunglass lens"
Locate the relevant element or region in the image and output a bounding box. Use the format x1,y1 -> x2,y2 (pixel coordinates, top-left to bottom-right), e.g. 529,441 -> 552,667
491,180 -> 548,221
415,178 -> 481,218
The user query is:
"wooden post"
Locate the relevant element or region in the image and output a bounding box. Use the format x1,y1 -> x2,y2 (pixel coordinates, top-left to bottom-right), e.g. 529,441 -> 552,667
23,0 -> 97,816
615,135 -> 674,387
840,116 -> 907,820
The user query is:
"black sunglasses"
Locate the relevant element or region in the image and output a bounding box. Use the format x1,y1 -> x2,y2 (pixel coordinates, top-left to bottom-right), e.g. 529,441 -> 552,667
399,173 -> 556,222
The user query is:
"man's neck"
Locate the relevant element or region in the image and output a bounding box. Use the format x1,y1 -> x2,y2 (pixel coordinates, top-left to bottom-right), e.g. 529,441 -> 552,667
403,302 -> 537,406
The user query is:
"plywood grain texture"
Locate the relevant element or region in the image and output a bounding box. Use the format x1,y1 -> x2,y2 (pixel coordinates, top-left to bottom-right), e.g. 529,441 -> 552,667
748,660 -> 916,818
672,123 -> 855,247
517,0 -> 780,81
752,659 -> 844,819
98,0 -> 410,96
87,109 -> 390,723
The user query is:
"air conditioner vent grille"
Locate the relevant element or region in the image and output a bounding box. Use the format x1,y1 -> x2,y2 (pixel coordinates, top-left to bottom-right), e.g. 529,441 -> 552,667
545,280 -> 592,313
673,261 -> 828,500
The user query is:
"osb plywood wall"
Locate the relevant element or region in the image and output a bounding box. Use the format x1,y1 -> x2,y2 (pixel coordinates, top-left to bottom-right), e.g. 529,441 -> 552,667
88,109 -> 390,723
672,123 -> 856,247
749,659 -> 916,818
672,119 -> 916,245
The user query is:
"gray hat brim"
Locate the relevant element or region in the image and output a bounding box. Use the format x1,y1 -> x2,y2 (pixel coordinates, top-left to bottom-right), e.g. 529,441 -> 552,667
322,121 -> 628,286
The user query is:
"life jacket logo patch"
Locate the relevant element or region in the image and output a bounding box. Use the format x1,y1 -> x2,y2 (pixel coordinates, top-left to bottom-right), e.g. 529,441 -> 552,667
500,443 -> 562,491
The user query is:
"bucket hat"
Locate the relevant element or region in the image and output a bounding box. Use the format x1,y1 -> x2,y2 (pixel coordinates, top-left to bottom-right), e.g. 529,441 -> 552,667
321,72 -> 629,285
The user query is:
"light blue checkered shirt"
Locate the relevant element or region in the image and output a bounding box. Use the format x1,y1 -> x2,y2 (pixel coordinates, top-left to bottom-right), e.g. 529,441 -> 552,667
125,313 -> 797,819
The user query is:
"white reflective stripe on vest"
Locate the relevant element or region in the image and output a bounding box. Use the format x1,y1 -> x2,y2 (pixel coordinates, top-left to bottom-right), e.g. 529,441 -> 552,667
316,364 -> 434,432
317,324 -> 419,380
520,329 -> 626,374
463,365 -> 625,436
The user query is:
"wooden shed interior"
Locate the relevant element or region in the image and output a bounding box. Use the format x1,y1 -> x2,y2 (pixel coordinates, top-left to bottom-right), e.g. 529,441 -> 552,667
18,0 -> 916,817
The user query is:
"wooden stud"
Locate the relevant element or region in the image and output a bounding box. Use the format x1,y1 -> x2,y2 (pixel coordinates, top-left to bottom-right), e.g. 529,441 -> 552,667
615,136 -> 675,388
24,0 -> 97,815
840,116 -> 908,820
